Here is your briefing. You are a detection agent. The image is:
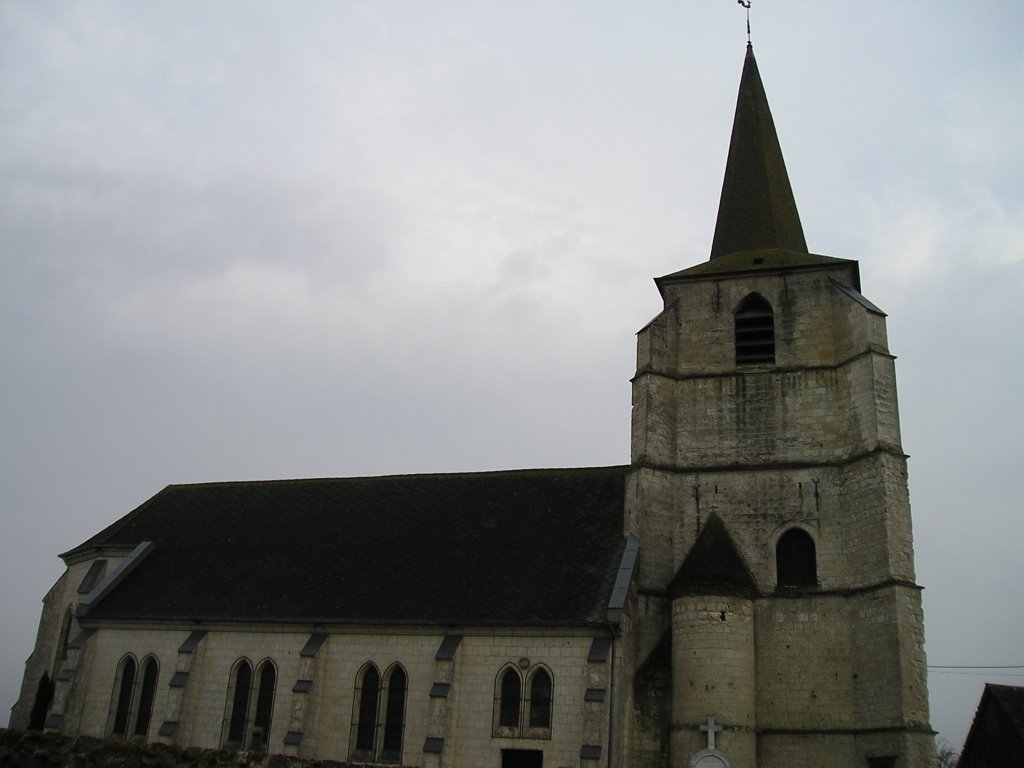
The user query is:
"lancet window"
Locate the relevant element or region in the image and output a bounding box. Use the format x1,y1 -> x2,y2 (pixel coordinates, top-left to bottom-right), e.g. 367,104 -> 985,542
223,658 -> 277,752
351,662 -> 408,763
493,663 -> 554,739
108,654 -> 159,739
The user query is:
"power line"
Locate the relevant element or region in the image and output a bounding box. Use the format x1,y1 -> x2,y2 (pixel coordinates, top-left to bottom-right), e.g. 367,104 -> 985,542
928,665 -> 1024,669
928,670 -> 1024,678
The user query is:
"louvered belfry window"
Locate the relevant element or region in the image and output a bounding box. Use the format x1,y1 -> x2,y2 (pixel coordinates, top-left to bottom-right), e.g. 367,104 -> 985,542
734,293 -> 775,365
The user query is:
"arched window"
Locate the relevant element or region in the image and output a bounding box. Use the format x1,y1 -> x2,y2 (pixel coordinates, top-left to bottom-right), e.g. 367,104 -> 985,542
133,656 -> 159,738
494,664 -> 553,739
351,662 -> 406,763
776,528 -> 817,587
353,663 -> 381,758
28,673 -> 54,731
498,667 -> 521,729
225,659 -> 253,748
223,657 -> 276,751
381,665 -> 407,762
735,293 -> 775,365
250,661 -> 276,753
527,668 -> 552,730
110,655 -> 137,737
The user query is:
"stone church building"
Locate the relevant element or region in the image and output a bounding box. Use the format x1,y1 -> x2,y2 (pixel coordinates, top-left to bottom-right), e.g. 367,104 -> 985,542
12,45 -> 934,768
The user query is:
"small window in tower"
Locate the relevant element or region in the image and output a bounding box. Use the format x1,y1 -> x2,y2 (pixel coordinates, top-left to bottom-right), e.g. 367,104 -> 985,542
776,528 -> 817,587
734,293 -> 775,365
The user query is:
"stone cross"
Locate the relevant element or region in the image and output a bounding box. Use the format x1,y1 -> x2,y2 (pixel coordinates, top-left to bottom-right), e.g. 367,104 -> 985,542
700,716 -> 723,750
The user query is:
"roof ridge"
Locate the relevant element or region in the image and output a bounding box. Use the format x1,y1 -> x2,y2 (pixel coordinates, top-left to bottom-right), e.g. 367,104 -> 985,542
157,464 -> 632,490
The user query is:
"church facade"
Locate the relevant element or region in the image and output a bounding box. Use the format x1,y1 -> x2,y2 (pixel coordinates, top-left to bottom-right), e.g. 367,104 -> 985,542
11,45 -> 933,768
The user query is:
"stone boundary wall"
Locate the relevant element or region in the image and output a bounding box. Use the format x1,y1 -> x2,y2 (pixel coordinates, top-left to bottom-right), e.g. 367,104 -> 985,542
0,728 -> 407,768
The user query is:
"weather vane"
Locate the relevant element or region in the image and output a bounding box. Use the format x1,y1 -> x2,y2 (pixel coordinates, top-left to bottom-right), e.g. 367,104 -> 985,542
737,0 -> 752,44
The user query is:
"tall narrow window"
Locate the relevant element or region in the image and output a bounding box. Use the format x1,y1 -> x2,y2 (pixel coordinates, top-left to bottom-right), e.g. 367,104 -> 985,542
226,660 -> 253,747
776,528 -> 817,587
250,662 -> 276,753
353,664 -> 381,756
735,293 -> 775,364
111,656 -> 137,737
499,667 -> 522,728
527,668 -> 552,730
28,673 -> 54,731
381,666 -> 407,761
133,657 -> 159,738
55,606 -> 73,667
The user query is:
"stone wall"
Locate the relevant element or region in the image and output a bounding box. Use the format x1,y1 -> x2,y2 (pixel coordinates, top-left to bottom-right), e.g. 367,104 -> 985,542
11,553 -> 127,732
35,624 -> 612,768
626,261 -> 933,766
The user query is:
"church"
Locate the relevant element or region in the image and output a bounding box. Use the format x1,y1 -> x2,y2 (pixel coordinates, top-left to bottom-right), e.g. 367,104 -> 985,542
11,44 -> 934,768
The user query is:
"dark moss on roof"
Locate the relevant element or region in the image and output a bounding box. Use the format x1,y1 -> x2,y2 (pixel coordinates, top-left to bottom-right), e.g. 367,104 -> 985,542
667,514 -> 756,598
68,466 -> 630,627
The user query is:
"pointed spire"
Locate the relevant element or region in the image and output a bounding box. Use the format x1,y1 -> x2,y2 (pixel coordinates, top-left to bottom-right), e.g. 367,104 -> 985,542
709,44 -> 807,260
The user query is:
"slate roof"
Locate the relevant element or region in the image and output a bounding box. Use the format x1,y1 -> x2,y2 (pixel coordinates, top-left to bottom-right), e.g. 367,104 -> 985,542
710,43 -> 807,260
66,466 -> 630,627
656,45 -> 861,292
987,684 -> 1024,738
960,684 -> 1024,768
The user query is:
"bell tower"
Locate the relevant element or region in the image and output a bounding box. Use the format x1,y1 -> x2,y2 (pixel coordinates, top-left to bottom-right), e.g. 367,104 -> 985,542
624,44 -> 933,768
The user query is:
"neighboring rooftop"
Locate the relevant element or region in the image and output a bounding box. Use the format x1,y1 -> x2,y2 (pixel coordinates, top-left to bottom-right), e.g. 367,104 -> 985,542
960,683 -> 1024,768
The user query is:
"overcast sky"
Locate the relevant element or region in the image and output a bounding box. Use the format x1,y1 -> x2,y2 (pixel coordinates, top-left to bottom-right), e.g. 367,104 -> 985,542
2,1 -> 1021,752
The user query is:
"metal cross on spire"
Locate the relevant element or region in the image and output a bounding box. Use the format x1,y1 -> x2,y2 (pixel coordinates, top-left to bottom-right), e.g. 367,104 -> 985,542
737,0 -> 752,44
